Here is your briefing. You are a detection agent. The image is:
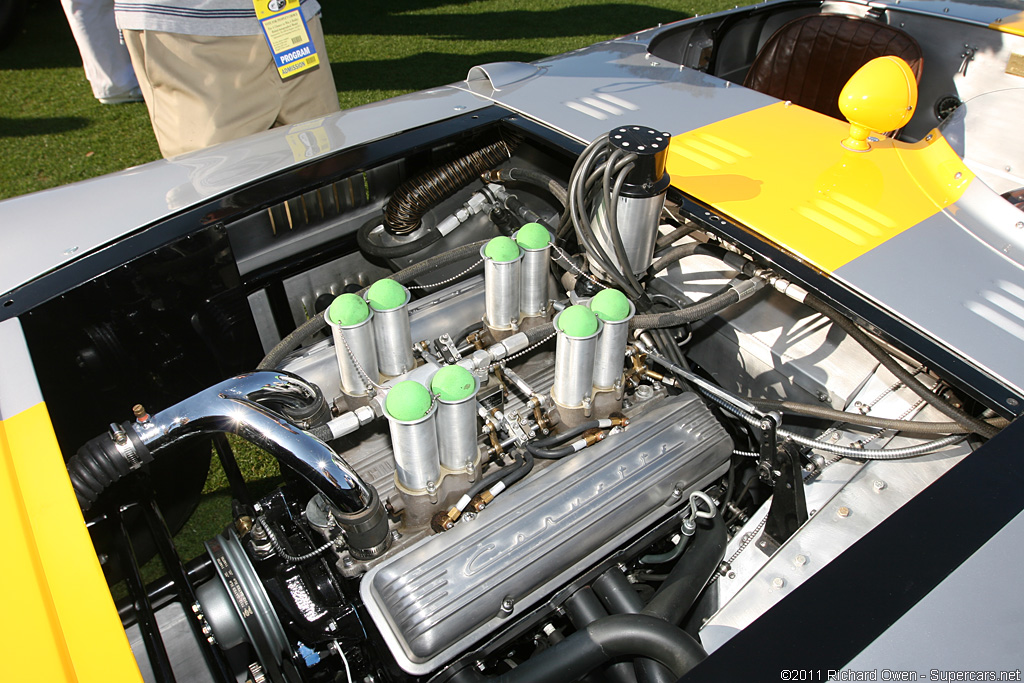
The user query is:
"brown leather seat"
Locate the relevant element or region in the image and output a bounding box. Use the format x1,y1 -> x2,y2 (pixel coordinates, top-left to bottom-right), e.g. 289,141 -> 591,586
743,14 -> 923,122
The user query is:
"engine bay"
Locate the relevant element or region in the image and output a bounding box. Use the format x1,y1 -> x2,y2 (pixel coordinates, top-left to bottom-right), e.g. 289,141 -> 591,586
45,108 -> 999,683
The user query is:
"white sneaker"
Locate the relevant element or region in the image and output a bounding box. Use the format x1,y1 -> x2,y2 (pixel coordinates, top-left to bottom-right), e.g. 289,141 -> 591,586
99,87 -> 144,105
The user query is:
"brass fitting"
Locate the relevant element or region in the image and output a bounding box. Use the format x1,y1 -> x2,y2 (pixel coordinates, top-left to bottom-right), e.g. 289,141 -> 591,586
608,416 -> 629,427
234,515 -> 253,537
470,490 -> 494,512
582,429 -> 606,448
530,396 -> 552,433
430,507 -> 461,533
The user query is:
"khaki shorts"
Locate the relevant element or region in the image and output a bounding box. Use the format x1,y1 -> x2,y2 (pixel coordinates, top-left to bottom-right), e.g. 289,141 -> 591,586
124,16 -> 339,158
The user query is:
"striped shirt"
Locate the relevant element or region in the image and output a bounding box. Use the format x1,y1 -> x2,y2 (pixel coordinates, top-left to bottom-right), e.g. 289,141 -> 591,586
114,0 -> 322,36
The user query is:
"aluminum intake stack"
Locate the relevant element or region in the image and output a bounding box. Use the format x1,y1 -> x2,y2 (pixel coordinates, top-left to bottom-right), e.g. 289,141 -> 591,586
515,223 -> 552,319
430,365 -> 481,471
327,293 -> 379,397
366,279 -> 415,377
591,288 -> 635,391
551,305 -> 602,410
482,236 -> 522,336
384,380 -> 440,492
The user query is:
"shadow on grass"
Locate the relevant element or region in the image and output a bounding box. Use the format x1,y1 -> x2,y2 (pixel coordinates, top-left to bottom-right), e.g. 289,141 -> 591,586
0,116 -> 90,137
330,50 -> 546,93
322,4 -> 686,40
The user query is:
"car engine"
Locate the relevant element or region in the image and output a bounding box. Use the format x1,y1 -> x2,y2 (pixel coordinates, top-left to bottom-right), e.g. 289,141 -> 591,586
63,119 -> 987,683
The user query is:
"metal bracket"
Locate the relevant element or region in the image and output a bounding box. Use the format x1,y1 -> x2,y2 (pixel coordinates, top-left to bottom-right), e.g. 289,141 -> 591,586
757,439 -> 809,556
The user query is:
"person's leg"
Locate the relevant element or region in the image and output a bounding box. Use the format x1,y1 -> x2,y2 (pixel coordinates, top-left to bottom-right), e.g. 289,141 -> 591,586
61,0 -> 141,102
123,29 -> 281,157
275,16 -> 340,126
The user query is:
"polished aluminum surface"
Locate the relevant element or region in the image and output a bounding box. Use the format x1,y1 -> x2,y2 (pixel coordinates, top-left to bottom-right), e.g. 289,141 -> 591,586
592,193 -> 665,276
435,374 -> 481,471
519,242 -> 551,318
327,311 -> 379,397
132,370 -> 374,514
592,300 -> 635,390
551,310 -> 602,408
362,393 -> 732,674
387,403 -> 441,492
483,245 -> 523,330
370,288 -> 415,377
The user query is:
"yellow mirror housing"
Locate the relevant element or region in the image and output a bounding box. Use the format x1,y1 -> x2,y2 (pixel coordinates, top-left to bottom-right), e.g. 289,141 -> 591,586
838,56 -> 918,151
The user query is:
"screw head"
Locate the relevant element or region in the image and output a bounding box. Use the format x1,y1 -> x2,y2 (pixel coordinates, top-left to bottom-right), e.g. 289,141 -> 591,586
501,597 -> 515,612
727,571 -> 736,579
872,480 -> 887,492
837,506 -> 851,518
771,577 -> 786,590
793,554 -> 807,567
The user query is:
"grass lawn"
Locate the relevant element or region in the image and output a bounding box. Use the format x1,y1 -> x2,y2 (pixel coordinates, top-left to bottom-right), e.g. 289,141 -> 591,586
2,0 -> 745,586
0,0 -> 743,201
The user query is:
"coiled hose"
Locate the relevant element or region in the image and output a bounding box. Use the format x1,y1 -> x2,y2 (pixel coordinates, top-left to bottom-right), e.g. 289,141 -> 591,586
257,239 -> 490,370
384,139 -> 515,235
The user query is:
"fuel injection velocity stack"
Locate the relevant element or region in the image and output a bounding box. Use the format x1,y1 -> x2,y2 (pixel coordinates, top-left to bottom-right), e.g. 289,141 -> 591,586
482,235 -> 522,339
366,278 -> 415,377
590,287 -> 634,416
326,293 -> 379,398
515,222 -> 552,322
551,304 -> 603,427
591,288 -> 634,390
430,364 -> 481,473
384,380 -> 440,494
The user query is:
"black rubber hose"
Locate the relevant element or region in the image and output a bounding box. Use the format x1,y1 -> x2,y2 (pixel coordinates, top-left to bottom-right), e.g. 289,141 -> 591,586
524,321 -> 555,345
655,224 -> 695,249
629,286 -> 742,331
490,614 -> 706,683
527,442 -> 576,459
490,167 -> 569,209
384,139 -> 514,235
803,294 -> 1000,439
501,448 -> 534,488
593,570 -> 677,683
532,420 -> 602,448
649,241 -> 730,274
745,397 -> 973,435
67,424 -> 152,509
643,515 -> 727,626
257,239 -> 489,370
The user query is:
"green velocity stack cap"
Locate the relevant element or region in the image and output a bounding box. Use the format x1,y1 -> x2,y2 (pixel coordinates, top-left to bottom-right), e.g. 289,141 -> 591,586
366,279 -> 406,311
590,288 -> 631,322
484,235 -> 520,262
385,381 -> 432,421
557,304 -> 599,337
328,293 -> 370,326
516,222 -> 551,250
430,365 -> 476,402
